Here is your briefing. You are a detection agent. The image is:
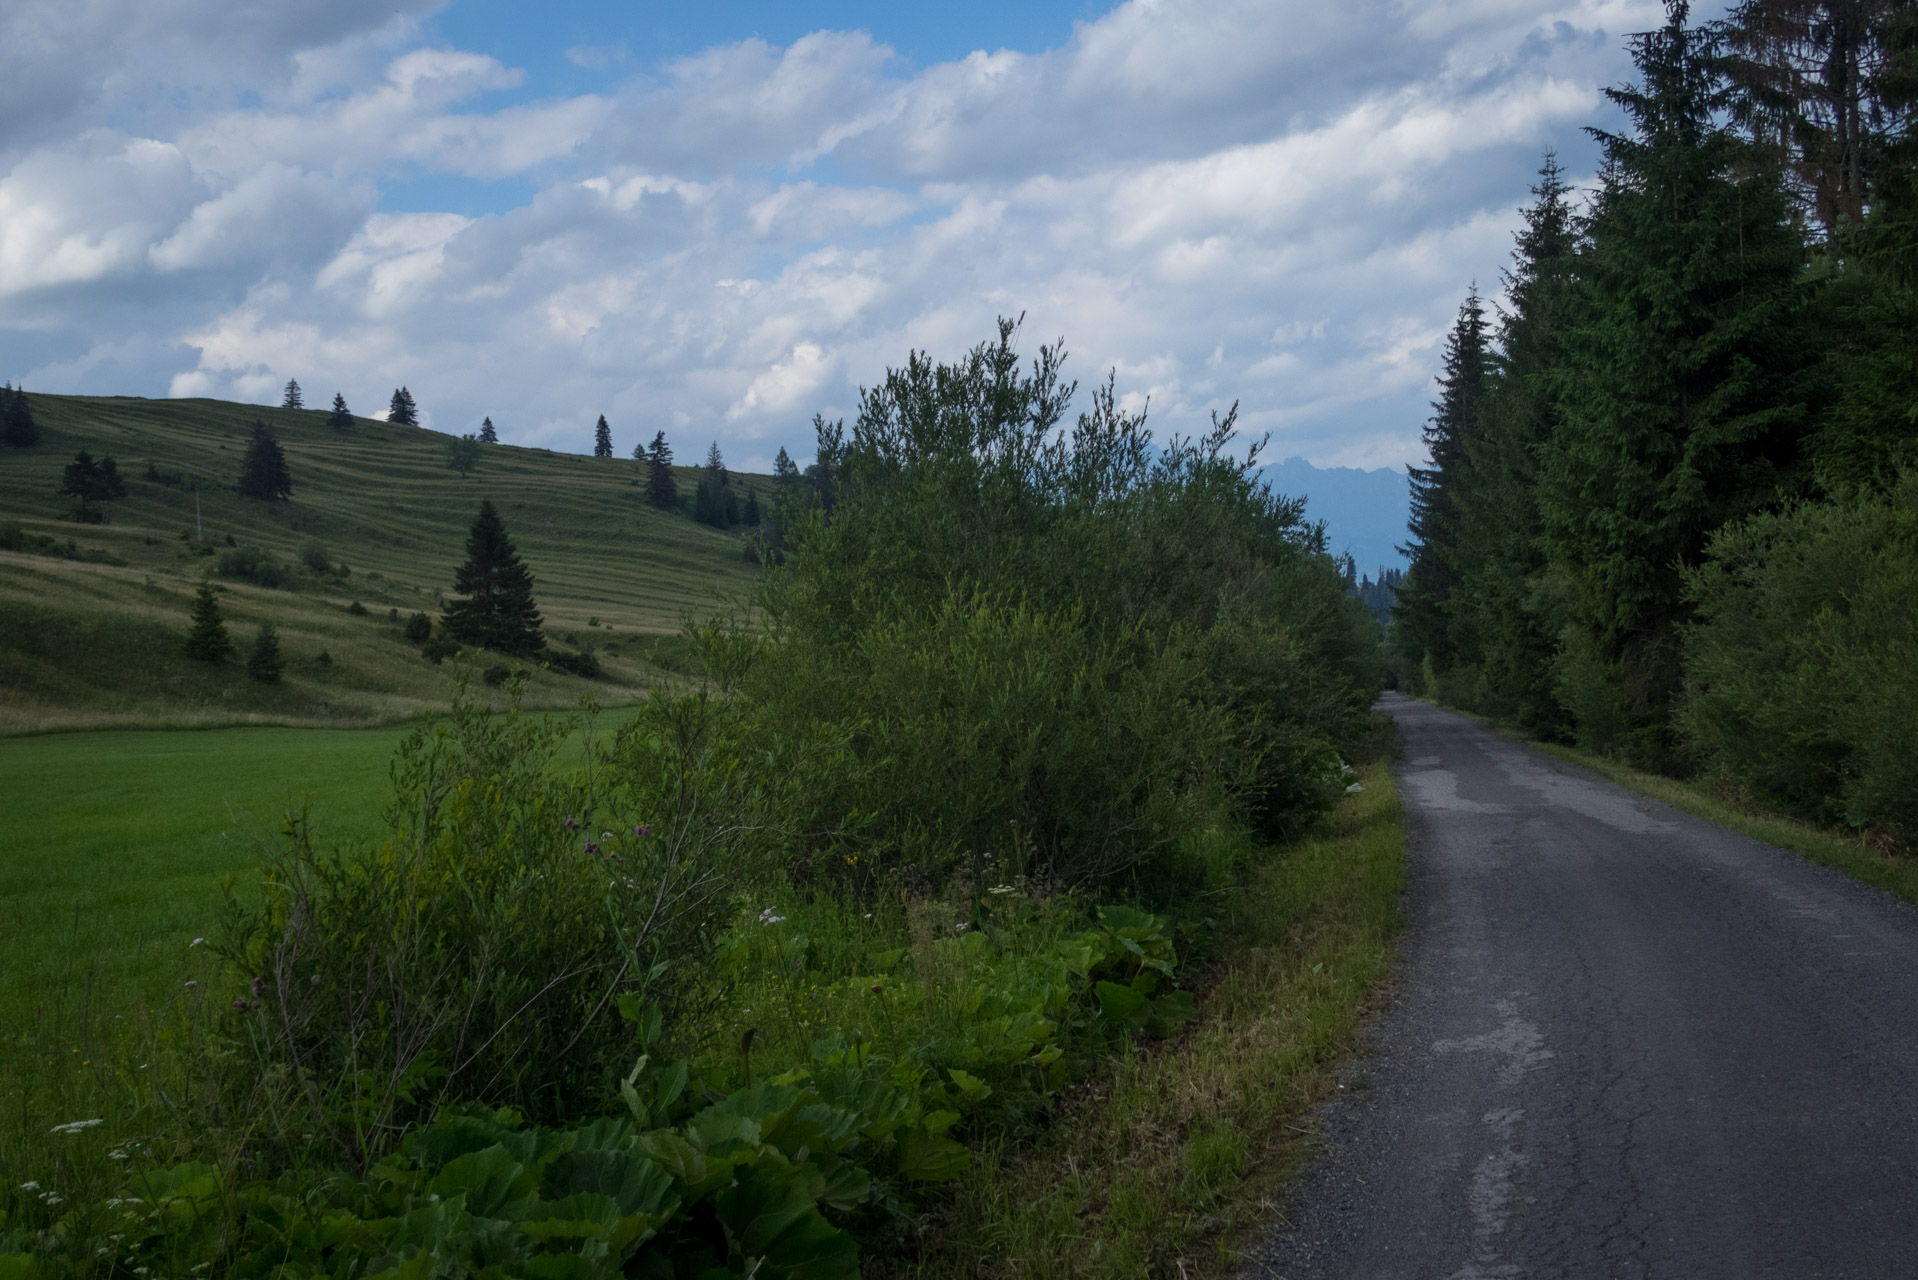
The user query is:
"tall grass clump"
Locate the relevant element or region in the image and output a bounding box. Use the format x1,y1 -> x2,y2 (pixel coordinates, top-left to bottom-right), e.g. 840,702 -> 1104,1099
2,322 -> 1381,1278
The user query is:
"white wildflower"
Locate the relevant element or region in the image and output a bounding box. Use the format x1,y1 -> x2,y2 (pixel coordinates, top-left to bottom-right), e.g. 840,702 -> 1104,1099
50,1118 -> 104,1135
758,908 -> 786,926
190,937 -> 206,947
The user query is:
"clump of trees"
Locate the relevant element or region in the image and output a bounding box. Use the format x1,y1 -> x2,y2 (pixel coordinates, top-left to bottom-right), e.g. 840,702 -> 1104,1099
60,450 -> 127,522
237,422 -> 292,502
641,431 -> 677,508
388,387 -> 419,427
1395,1 -> 1918,847
1,384 -> 38,447
693,442 -> 742,527
327,394 -> 353,432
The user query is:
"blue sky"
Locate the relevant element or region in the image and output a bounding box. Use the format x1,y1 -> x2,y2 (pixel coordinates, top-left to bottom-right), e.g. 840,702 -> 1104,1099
1,0 -> 1687,479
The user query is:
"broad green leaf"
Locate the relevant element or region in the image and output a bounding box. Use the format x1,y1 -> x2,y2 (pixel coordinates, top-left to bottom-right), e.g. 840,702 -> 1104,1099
894,1127 -> 969,1182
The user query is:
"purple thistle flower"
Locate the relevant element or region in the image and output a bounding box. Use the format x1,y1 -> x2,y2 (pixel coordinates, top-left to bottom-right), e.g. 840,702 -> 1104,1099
232,997 -> 248,1011
584,841 -> 601,856
635,824 -> 650,838
250,976 -> 267,999
564,817 -> 578,830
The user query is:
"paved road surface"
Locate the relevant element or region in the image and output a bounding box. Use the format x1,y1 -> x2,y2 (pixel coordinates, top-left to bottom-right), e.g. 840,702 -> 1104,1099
1241,694 -> 1918,1279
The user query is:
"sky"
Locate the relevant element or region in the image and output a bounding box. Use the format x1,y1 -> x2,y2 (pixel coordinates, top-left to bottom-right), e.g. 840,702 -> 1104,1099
0,0 -> 1690,476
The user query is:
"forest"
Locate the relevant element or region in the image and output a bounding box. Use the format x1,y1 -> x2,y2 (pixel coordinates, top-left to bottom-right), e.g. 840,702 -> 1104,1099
1393,0 -> 1918,853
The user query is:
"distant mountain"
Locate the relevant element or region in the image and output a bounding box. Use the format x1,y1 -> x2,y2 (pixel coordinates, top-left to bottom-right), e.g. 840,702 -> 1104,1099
1260,456 -> 1411,576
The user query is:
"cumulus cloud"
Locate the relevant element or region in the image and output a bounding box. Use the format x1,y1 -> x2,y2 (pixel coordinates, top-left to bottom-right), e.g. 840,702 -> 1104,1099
6,0 -> 1671,472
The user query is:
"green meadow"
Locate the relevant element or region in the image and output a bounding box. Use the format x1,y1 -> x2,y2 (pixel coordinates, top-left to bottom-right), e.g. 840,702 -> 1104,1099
0,393 -> 756,732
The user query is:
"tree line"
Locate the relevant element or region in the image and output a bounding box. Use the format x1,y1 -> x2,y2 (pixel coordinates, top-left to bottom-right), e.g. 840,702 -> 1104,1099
1396,0 -> 1918,849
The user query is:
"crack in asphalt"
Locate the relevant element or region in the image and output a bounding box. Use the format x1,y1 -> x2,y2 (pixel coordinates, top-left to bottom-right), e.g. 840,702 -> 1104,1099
1237,695 -> 1918,1279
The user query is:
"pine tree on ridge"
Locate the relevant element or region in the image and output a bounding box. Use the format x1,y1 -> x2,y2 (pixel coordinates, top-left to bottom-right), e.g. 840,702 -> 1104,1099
443,500 -> 545,657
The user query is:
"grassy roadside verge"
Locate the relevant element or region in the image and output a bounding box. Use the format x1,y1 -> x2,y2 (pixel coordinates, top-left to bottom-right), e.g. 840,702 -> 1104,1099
883,743 -> 1406,1279
1529,740 -> 1918,907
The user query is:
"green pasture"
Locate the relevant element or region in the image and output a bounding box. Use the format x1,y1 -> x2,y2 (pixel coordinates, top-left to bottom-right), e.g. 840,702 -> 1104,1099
0,725 -> 407,1037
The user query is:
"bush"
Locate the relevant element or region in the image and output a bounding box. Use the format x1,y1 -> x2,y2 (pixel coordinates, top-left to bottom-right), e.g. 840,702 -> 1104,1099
482,662 -> 511,686
215,543 -> 295,589
297,538 -> 332,575
403,610 -> 432,643
421,633 -> 460,664
246,622 -> 285,683
347,600 -> 368,615
546,646 -> 601,678
1682,474 -> 1918,849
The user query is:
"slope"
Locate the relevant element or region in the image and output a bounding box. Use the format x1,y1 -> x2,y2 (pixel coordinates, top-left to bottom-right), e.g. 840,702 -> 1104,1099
0,393 -> 766,732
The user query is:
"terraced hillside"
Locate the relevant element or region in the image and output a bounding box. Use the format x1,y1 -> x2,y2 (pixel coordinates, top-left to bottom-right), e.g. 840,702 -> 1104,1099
0,393 -> 767,731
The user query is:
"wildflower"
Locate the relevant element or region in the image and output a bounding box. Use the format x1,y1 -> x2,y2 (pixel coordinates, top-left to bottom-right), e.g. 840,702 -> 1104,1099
250,976 -> 267,998
18,1181 -> 39,1192
636,824 -> 651,838
955,923 -> 969,933
233,997 -> 249,1010
758,908 -> 786,926
183,980 -> 197,988
702,812 -> 713,825
988,884 -> 1015,895
564,816 -> 578,829
584,841 -> 601,855
189,937 -> 206,947
311,974 -> 321,985
49,1119 -> 104,1135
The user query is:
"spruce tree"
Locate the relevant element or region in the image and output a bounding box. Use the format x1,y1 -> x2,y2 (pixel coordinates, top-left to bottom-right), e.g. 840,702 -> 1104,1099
1540,0 -> 1821,757
694,441 -> 735,526
479,416 -> 498,444
389,387 -> 419,427
744,487 -> 762,526
185,579 -> 233,662
1395,287 -> 1493,681
2,385 -> 38,447
593,415 -> 613,458
644,431 -> 678,509
327,393 -> 353,432
772,445 -> 800,483
237,421 -> 293,501
282,379 -> 303,410
247,622 -> 285,682
442,500 -> 545,657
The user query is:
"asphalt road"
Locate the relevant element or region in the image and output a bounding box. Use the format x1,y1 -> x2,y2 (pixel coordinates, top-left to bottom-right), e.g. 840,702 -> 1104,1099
1241,694 -> 1918,1279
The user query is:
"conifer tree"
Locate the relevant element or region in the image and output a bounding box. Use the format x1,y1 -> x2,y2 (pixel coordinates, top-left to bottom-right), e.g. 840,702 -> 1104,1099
479,416 -> 498,444
744,487 -> 762,526
773,445 -> 799,483
237,421 -> 293,501
593,415 -> 613,458
388,387 -> 419,427
185,579 -> 232,662
443,500 -> 545,657
694,441 -> 737,526
644,431 -> 678,509
1,385 -> 39,447
327,393 -> 353,432
282,379 -> 303,410
247,622 -> 285,682
1540,0 -> 1821,757
1395,287 -> 1493,679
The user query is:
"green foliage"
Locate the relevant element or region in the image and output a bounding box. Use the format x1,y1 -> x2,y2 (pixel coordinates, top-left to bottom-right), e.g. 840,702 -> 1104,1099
183,578 -> 232,663
1,384 -> 39,448
480,416 -> 498,444
282,379 -> 303,411
448,432 -> 481,477
215,543 -> 297,589
236,421 -> 293,503
403,610 -> 433,643
644,432 -> 678,509
593,414 -> 613,459
296,538 -> 333,575
0,522 -> 126,565
327,392 -> 353,432
246,622 -> 285,683
1682,473 -> 1918,849
443,500 -> 545,658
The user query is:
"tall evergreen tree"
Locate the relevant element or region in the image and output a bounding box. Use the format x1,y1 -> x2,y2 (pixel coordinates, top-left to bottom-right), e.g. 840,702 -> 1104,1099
389,387 -> 419,427
442,500 -> 545,657
327,393 -> 353,432
593,415 -> 613,458
282,379 -> 303,410
772,445 -> 800,483
693,441 -> 738,526
1451,155 -> 1582,734
247,622 -> 286,683
1,385 -> 39,447
644,431 -> 678,509
1395,287 -> 1493,680
744,487 -> 762,527
184,578 -> 233,662
1540,0 -> 1822,758
479,416 -> 498,444
238,421 -> 294,501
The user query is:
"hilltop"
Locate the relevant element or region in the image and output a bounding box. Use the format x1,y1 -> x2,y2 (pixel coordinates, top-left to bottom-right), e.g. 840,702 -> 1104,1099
0,393 -> 765,732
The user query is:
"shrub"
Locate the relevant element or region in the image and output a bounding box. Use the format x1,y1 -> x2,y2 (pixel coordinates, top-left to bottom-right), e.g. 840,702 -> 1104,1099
403,611 -> 432,643
215,543 -> 295,589
1682,474 -> 1918,849
482,662 -> 511,686
546,646 -> 601,678
421,633 -> 460,664
347,600 -> 368,616
298,538 -> 332,575
246,623 -> 285,683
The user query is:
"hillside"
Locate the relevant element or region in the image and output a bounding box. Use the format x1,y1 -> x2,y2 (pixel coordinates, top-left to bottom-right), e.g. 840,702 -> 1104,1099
0,394 -> 765,732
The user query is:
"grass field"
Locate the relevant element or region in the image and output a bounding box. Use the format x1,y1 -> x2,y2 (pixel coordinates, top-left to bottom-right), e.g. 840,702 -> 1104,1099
0,392 -> 760,731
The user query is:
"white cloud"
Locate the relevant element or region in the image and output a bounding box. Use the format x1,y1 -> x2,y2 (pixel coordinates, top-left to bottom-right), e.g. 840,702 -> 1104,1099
5,0 -> 1675,469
